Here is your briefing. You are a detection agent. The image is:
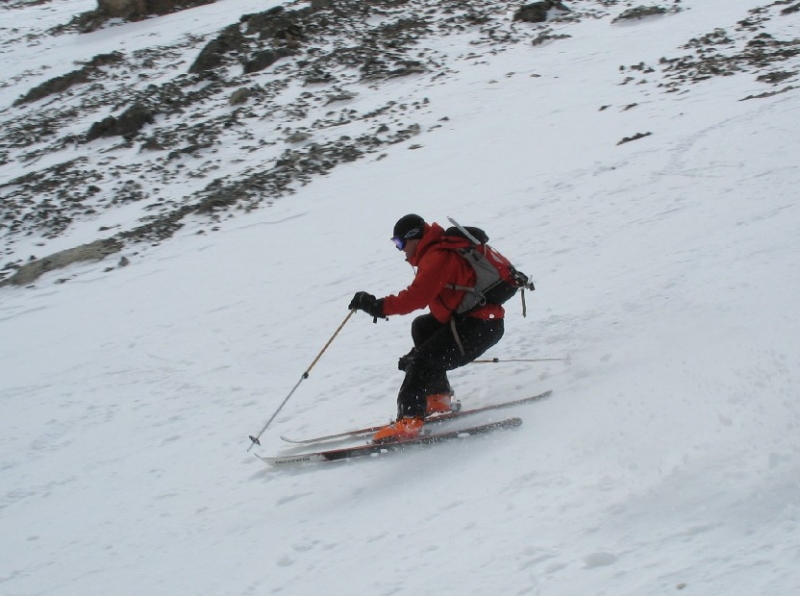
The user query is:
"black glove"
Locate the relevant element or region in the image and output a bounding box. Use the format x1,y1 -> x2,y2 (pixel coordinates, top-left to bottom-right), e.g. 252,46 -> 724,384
348,291 -> 385,319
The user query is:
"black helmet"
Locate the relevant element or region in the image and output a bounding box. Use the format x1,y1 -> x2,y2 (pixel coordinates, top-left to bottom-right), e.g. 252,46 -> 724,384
392,214 -> 425,244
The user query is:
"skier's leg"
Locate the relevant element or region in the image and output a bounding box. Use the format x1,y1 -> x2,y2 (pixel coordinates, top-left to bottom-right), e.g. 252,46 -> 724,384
410,313 -> 442,346
396,317 -> 504,417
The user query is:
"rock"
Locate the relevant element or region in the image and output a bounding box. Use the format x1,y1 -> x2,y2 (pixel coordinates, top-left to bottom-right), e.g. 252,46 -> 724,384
76,1 -> 217,32
189,24 -> 250,76
0,239 -> 123,287
13,52 -> 124,106
98,0 -> 215,20
243,49 -> 290,74
286,132 -> 312,144
86,103 -> 155,141
612,6 -> 672,24
244,6 -> 310,42
229,88 -> 251,105
97,0 -> 147,19
514,2 -> 570,24
617,131 -> 652,145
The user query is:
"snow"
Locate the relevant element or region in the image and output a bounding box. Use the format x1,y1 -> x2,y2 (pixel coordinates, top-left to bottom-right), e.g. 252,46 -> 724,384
2,0 -> 800,594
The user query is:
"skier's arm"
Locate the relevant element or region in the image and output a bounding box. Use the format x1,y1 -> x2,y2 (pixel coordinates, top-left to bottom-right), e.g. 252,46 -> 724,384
381,253 -> 450,316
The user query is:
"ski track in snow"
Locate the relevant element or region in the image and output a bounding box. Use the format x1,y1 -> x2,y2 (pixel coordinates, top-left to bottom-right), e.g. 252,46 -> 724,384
2,0 -> 800,595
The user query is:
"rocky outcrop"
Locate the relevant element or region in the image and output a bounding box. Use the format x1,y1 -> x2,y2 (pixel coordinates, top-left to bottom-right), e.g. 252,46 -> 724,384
514,1 -> 570,24
189,7 -> 309,76
3,0 -> 798,288
98,0 -> 216,19
189,24 -> 251,76
97,0 -> 148,19
76,0 -> 217,32
0,239 -> 123,287
13,53 -> 124,107
86,103 -> 156,141
612,5 -> 671,24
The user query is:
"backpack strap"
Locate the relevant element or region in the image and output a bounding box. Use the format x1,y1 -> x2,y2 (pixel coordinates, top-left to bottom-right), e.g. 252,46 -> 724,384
446,283 -> 488,309
450,318 -> 466,356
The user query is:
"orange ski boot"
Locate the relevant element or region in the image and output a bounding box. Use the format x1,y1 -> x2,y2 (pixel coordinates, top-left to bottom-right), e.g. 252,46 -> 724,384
372,416 -> 424,444
425,392 -> 454,416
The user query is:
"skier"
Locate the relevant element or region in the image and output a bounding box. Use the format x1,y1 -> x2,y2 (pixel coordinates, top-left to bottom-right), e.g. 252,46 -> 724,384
349,214 -> 505,443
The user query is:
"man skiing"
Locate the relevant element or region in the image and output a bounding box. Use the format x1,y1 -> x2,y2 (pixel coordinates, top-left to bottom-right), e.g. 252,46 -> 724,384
349,214 -> 505,443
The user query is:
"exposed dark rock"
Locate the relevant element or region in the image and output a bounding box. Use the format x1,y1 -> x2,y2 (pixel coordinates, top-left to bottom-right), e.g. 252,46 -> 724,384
244,49 -> 292,74
189,24 -> 250,76
740,85 -> 796,101
97,0 -> 148,19
14,52 -> 124,106
531,31 -> 571,46
612,6 -> 672,24
229,88 -> 251,105
781,3 -> 800,15
243,6 -> 311,42
86,103 -> 156,141
228,7 -> 313,75
286,132 -> 312,144
15,70 -> 91,107
657,29 -> 800,90
74,0 -> 218,32
146,0 -> 213,15
0,239 -> 123,287
617,131 -> 652,145
757,70 -> 796,84
514,2 -> 570,24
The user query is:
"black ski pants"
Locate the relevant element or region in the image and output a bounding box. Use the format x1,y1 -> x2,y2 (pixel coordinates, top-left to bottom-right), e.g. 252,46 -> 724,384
396,313 -> 504,418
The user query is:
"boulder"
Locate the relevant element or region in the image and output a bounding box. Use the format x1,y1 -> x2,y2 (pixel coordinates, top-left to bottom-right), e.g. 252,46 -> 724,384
86,103 -> 155,141
0,239 -> 123,287
514,1 -> 570,24
97,0 -> 214,19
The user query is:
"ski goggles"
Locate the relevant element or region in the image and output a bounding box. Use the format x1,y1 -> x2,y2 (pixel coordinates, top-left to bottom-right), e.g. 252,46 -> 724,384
392,227 -> 423,250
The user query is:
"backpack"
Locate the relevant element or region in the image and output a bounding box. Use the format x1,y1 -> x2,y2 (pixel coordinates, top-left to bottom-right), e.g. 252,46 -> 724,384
442,217 -> 535,317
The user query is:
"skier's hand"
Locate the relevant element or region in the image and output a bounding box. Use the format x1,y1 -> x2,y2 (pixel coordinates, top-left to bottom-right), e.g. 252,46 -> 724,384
349,291 -> 384,319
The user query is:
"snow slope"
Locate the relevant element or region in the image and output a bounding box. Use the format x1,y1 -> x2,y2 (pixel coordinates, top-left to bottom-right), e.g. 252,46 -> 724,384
2,1 -> 800,594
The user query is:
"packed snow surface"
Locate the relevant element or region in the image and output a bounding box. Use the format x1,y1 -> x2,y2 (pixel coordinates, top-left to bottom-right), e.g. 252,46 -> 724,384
1,0 -> 799,594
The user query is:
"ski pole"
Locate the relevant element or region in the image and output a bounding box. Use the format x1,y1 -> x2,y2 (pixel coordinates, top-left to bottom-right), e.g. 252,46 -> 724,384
247,309 -> 355,451
472,355 -> 571,364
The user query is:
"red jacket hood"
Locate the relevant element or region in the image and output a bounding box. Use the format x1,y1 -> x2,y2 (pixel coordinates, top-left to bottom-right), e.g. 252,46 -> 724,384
407,222 -> 444,267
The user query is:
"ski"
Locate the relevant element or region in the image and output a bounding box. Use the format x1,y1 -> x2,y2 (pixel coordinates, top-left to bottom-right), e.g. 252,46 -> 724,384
258,417 -> 522,466
280,389 -> 552,445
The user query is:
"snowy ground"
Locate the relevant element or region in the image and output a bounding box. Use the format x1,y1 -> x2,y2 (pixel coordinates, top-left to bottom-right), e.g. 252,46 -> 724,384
2,0 -> 800,594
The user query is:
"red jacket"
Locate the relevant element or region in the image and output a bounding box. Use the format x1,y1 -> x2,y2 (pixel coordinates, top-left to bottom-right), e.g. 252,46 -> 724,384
381,223 -> 505,323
